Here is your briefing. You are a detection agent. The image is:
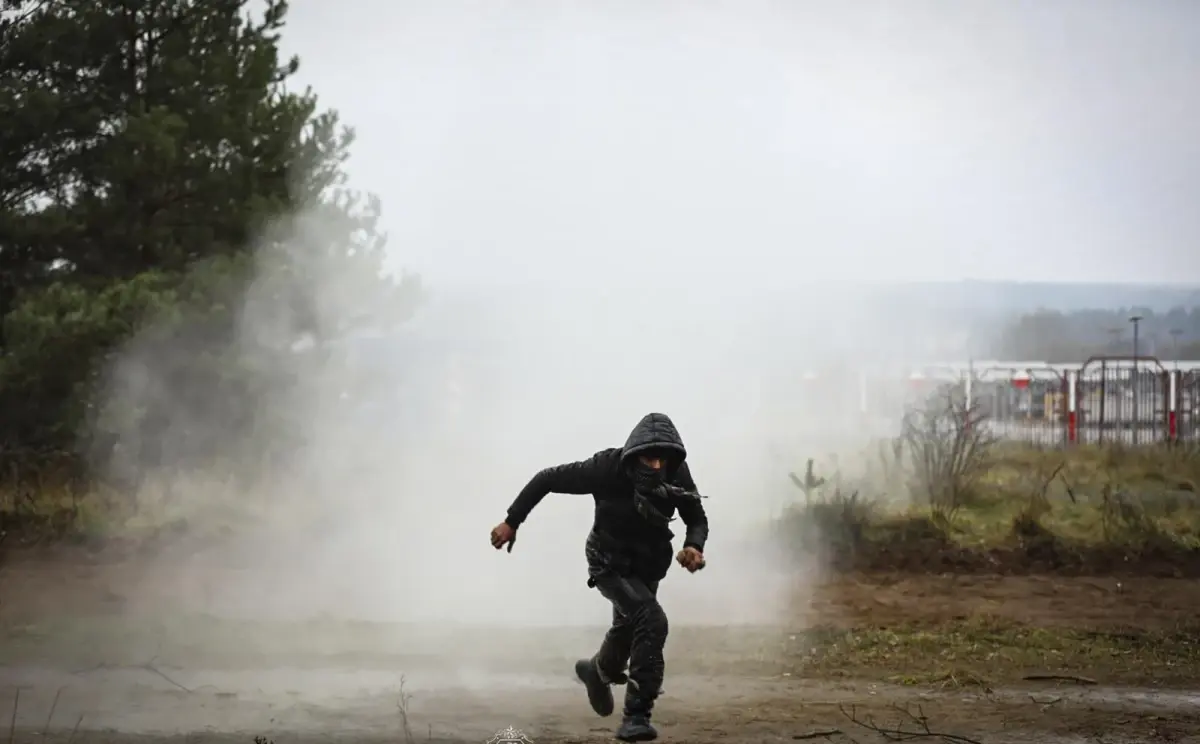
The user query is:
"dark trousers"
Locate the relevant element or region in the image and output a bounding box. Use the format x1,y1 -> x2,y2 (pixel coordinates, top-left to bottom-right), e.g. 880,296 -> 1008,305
586,530 -> 670,716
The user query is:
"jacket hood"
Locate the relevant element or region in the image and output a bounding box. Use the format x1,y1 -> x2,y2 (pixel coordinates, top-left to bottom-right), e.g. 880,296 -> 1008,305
620,413 -> 687,469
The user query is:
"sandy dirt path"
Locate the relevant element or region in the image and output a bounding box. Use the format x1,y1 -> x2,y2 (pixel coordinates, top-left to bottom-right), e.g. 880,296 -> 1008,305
2,551 -> 1198,743
3,659 -> 1198,744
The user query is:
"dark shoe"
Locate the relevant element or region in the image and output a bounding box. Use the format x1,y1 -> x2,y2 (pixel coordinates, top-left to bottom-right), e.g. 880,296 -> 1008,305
615,715 -> 658,742
575,658 -> 615,717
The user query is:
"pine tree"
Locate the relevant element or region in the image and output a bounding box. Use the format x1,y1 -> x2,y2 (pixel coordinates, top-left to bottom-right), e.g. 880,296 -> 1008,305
0,0 -> 420,460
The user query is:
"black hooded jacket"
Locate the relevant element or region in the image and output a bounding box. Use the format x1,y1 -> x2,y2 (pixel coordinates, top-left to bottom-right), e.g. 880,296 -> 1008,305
504,413 -> 709,557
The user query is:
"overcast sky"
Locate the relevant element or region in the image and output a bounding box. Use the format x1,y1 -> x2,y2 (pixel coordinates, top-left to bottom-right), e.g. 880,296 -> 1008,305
280,0 -> 1200,290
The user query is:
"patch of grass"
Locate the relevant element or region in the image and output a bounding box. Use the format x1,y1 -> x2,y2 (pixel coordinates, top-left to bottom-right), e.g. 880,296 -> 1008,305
992,440 -> 1200,495
792,615 -> 1200,687
777,443 -> 1200,576
0,464 -> 326,549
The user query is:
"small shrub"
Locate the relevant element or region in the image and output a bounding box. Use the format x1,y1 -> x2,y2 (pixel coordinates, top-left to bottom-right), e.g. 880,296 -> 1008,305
776,488 -> 877,562
901,392 -> 997,519
1098,483 -> 1168,550
872,512 -> 954,547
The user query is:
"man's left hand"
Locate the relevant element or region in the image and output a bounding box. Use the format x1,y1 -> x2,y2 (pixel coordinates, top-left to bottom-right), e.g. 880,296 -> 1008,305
676,547 -> 705,573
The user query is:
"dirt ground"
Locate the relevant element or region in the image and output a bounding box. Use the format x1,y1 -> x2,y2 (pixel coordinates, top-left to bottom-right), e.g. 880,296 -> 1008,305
808,572 -> 1200,631
1,549 -> 1198,744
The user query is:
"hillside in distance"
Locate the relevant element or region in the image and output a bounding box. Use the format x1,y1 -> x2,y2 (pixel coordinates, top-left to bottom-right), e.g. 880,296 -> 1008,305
389,279 -> 1200,348
868,280 -> 1200,315
340,280 -> 1200,376
417,279 -> 1200,321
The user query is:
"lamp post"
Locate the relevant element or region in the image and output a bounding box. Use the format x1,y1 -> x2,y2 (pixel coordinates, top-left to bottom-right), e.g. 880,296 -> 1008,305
1130,315 -> 1143,443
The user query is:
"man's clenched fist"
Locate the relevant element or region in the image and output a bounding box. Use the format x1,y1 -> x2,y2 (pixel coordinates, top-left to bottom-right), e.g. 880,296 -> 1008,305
676,546 -> 705,573
490,522 -> 516,550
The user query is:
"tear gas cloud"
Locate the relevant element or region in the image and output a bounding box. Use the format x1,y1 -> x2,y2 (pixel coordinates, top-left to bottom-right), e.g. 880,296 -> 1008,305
90,1 -> 1199,637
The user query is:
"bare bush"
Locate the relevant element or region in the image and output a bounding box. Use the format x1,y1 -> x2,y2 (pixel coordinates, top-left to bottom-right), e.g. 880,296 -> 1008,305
901,391 -> 997,519
787,458 -> 827,504
779,452 -> 878,563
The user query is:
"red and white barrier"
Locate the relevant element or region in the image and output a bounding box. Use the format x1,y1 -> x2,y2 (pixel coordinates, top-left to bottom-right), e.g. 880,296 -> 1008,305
1169,370 -> 1178,440
1067,370 -> 1078,444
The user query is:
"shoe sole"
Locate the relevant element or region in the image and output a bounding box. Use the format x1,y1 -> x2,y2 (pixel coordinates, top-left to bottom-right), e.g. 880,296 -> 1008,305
615,729 -> 658,742
574,660 -> 615,717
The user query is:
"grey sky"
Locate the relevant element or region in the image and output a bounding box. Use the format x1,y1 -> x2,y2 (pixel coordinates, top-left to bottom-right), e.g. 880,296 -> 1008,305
282,1 -> 1200,289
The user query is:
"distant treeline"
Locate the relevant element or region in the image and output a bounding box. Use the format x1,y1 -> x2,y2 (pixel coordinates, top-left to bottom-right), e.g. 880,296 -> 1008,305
994,307 -> 1200,363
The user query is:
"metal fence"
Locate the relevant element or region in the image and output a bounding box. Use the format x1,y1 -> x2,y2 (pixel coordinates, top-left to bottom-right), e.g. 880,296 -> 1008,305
971,357 -> 1195,447
971,366 -> 1068,447
787,357 -> 1200,449
1180,370 -> 1200,443
1074,356 -> 1171,445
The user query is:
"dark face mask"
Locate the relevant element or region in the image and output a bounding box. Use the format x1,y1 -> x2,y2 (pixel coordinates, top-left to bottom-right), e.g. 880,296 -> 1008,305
629,460 -> 675,528
630,461 -> 667,493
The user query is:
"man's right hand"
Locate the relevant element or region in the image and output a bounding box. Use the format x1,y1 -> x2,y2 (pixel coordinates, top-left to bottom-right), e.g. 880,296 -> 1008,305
490,521 -> 516,551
